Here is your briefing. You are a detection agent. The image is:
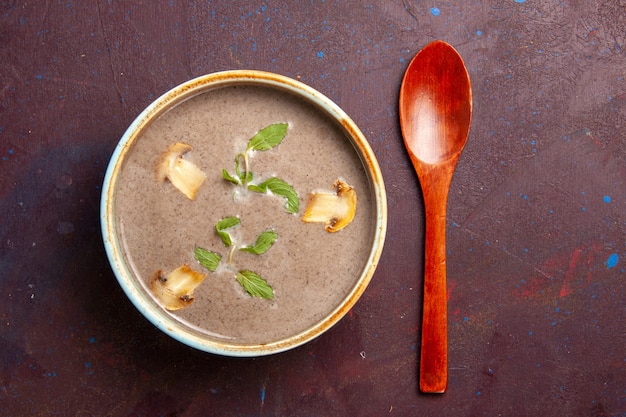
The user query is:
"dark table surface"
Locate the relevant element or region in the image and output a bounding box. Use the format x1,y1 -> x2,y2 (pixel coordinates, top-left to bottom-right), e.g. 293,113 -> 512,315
1,1 -> 624,416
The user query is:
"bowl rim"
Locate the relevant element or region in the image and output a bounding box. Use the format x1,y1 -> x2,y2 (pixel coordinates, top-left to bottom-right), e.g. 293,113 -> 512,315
100,69 -> 387,356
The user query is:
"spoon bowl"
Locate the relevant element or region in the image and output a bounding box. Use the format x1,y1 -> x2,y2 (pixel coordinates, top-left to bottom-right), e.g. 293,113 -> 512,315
399,40 -> 472,393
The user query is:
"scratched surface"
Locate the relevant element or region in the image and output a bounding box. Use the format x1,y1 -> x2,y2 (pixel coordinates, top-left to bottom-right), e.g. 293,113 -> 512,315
1,1 -> 624,416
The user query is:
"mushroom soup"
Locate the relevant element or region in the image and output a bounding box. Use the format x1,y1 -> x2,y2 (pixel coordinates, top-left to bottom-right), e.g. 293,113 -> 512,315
113,85 -> 375,344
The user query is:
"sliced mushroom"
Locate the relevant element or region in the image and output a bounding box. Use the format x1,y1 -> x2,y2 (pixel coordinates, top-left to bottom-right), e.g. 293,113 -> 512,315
156,142 -> 206,200
302,179 -> 357,232
149,264 -> 206,311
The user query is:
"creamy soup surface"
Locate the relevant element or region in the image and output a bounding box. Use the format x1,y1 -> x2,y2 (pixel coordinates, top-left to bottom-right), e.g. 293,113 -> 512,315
115,85 -> 374,344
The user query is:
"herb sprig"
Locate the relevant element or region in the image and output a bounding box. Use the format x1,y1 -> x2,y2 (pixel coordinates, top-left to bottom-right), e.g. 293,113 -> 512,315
222,123 -> 299,214
248,177 -> 299,214
194,217 -> 276,299
236,270 -> 274,299
192,123 -> 298,301
194,248 -> 221,272
239,230 -> 278,255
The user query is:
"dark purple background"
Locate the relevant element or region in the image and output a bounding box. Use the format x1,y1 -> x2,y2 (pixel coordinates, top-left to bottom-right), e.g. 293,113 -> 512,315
1,1 -> 624,416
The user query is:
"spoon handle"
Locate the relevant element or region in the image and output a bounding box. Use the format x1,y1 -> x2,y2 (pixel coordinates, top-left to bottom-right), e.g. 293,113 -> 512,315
419,170 -> 451,393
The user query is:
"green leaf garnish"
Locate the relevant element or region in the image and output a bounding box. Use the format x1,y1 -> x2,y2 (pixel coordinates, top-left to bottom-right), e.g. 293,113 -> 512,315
235,154 -> 253,184
240,230 -> 278,255
215,216 -> 240,247
223,123 -> 289,190
210,123 -> 296,302
222,168 -> 241,185
246,123 -> 288,152
249,177 -> 299,214
194,247 -> 222,272
236,270 -> 274,299
222,156 -> 253,186
240,170 -> 253,183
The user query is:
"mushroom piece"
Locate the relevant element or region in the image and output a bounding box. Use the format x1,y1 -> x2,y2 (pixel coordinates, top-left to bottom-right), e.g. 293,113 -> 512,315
302,179 -> 357,232
156,142 -> 207,200
149,264 -> 206,311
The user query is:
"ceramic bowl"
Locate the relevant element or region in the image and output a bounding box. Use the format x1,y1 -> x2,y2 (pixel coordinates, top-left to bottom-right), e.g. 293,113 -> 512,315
101,70 -> 386,356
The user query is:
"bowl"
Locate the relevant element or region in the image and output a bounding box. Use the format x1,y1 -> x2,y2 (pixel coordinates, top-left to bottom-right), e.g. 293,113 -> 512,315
101,70 -> 386,356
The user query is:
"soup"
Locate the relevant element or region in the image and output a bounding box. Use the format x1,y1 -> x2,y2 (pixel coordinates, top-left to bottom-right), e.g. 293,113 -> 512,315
113,84 -> 375,344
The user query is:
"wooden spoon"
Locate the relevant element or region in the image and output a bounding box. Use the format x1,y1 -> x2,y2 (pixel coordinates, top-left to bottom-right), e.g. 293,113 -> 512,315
399,40 -> 472,393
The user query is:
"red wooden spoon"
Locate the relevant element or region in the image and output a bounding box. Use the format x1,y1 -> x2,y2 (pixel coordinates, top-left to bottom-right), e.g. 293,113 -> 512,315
399,40 -> 472,393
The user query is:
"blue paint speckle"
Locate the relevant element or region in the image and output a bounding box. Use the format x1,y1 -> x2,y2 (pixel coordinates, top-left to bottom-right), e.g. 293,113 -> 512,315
89,337 -> 96,344
430,7 -> 440,16
514,0 -> 526,3
85,361 -> 94,375
603,195 -> 611,203
606,253 -> 619,269
260,387 -> 266,402
317,51 -> 325,58
476,30 -> 483,36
